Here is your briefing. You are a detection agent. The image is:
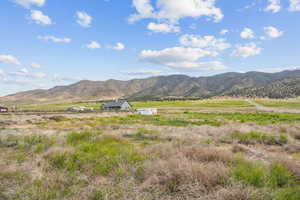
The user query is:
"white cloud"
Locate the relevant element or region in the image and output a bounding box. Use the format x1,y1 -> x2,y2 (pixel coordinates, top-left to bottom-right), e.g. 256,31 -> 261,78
220,29 -> 229,35
265,0 -> 281,13
113,43 -> 125,51
289,0 -> 300,11
231,43 -> 262,58
0,69 -> 5,75
20,68 -> 29,74
147,22 -> 180,33
129,0 -> 223,24
85,41 -> 101,49
9,70 -> 47,79
240,28 -> 255,39
31,72 -> 47,79
264,26 -> 283,38
76,11 -> 92,27
179,34 -> 231,51
0,55 -> 21,66
124,69 -> 163,76
30,10 -> 52,25
38,35 -> 72,43
30,62 -> 41,68
139,46 -> 225,71
14,0 -> 45,8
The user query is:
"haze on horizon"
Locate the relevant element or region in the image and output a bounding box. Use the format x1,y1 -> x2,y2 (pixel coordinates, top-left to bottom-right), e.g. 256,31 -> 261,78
1,0 -> 300,96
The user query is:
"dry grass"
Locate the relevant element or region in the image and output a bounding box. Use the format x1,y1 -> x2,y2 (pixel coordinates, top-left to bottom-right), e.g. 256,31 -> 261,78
202,185 -> 271,200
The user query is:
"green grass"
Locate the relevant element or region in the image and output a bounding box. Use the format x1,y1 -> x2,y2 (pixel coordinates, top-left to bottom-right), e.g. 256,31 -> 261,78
82,114 -> 223,127
184,112 -> 300,125
230,132 -> 288,145
0,135 -> 55,152
46,135 -> 145,176
66,130 -> 102,145
19,102 -> 100,111
255,99 -> 300,109
124,128 -> 170,144
132,99 -> 253,109
19,99 -> 252,112
231,157 -> 299,200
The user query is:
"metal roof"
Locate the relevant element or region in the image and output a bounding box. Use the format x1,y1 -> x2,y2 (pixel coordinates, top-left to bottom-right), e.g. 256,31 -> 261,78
102,100 -> 129,108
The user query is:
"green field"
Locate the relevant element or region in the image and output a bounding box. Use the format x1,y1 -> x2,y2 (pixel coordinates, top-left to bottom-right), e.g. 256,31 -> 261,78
19,102 -> 100,111
131,99 -> 253,109
18,98 -> 254,111
255,99 -> 300,109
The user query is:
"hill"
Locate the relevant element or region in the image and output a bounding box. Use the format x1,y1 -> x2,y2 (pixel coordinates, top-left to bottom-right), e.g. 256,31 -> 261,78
1,70 -> 300,104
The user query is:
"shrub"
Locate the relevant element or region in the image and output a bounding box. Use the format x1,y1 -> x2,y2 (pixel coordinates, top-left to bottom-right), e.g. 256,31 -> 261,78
47,136 -> 145,176
230,132 -> 288,145
141,157 -> 229,193
268,163 -> 295,188
0,135 -> 55,152
66,130 -> 102,145
273,187 -> 300,200
231,157 -> 267,187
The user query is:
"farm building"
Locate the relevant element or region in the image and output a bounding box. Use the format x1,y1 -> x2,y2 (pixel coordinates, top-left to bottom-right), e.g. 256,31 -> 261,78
136,108 -> 158,115
101,100 -> 132,111
0,106 -> 8,113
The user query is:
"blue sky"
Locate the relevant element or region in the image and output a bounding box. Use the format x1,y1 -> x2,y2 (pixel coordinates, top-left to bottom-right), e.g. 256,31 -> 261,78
0,0 -> 300,95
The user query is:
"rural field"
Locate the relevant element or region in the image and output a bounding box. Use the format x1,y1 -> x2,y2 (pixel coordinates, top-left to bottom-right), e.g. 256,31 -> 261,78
1,98 -> 300,200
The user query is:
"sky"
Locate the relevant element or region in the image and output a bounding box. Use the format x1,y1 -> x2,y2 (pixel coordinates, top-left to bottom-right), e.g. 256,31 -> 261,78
0,0 -> 300,96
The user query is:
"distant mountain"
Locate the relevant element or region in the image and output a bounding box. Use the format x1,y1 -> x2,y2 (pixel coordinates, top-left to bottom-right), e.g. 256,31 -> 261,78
227,77 -> 300,98
1,70 -> 300,104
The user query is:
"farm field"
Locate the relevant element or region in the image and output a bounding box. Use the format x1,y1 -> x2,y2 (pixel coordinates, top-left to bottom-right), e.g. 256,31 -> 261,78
1,98 -> 300,200
255,98 -> 300,109
17,98 -> 255,112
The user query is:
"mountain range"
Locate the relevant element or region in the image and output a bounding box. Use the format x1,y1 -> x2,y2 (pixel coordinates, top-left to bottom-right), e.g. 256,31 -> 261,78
1,70 -> 300,104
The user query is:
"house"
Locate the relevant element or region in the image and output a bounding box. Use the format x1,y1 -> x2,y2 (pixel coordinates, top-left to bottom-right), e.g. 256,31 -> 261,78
136,108 -> 158,115
101,100 -> 132,111
0,106 -> 8,113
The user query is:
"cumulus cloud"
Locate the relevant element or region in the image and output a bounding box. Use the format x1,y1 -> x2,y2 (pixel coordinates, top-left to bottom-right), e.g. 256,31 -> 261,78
220,29 -> 229,35
38,35 -> 71,43
0,55 -> 21,66
112,43 -> 125,51
265,0 -> 281,13
264,26 -> 283,38
30,62 -> 41,68
85,41 -> 101,49
147,22 -> 180,33
129,0 -> 224,24
76,11 -> 92,27
231,43 -> 262,58
30,10 -> 52,25
179,34 -> 231,51
289,0 -> 300,11
14,0 -> 45,8
240,28 -> 255,39
139,46 -> 225,71
8,69 -> 47,79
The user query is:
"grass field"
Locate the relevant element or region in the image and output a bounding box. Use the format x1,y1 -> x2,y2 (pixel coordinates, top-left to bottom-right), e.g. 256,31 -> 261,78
18,98 -> 254,111
1,98 -> 300,200
131,98 -> 253,109
19,102 -> 100,111
255,99 -> 300,109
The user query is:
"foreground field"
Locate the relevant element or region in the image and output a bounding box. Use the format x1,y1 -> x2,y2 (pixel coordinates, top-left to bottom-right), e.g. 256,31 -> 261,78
1,99 -> 300,200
